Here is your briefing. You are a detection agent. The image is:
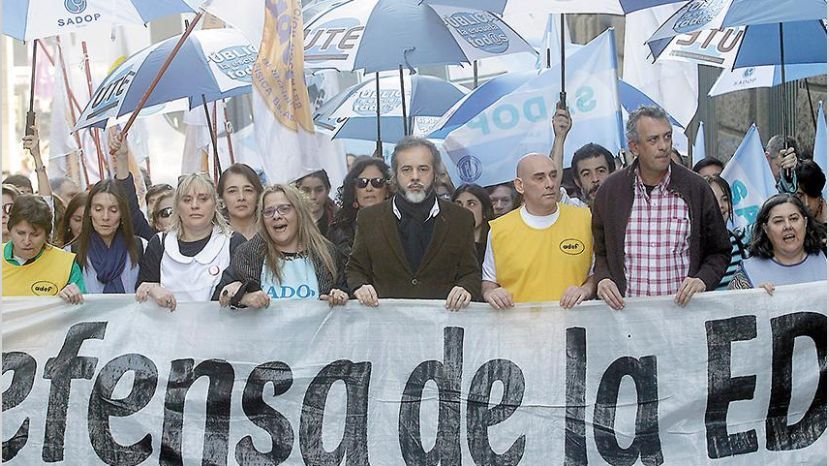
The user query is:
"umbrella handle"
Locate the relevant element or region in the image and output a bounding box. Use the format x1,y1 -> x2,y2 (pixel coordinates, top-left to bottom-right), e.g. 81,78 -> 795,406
558,92 -> 567,111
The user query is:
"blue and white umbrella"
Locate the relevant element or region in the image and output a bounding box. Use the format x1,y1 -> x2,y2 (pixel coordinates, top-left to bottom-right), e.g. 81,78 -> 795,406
2,0 -> 195,41
315,73 -> 467,142
74,28 -> 256,131
709,63 -> 826,96
303,0 -> 536,73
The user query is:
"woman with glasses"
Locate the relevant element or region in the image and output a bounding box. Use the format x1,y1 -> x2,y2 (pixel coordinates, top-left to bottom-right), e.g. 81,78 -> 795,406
296,170 -> 337,236
137,173 -> 246,309
218,163 -> 263,240
57,192 -> 88,248
328,158 -> 392,257
705,176 -> 747,289
213,184 -> 348,308
2,184 -> 21,243
68,180 -> 145,293
452,184 -> 495,265
729,194 -> 826,294
150,191 -> 175,232
2,195 -> 85,303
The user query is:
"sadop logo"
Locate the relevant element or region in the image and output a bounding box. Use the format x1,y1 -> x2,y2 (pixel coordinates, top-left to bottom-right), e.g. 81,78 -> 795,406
457,155 -> 483,182
673,0 -> 728,34
351,89 -> 401,116
443,11 -> 509,54
209,45 -> 256,83
743,67 -> 755,78
65,0 -> 87,14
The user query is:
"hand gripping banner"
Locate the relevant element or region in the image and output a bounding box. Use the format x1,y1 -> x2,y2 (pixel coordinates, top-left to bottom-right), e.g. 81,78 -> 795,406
2,283 -> 825,465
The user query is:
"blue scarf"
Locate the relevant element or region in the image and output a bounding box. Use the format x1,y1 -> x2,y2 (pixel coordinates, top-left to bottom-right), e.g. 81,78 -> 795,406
88,231 -> 128,293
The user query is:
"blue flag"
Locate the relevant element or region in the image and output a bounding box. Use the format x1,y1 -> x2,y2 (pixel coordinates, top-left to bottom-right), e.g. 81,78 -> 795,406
441,29 -> 624,187
692,121 -> 706,166
721,125 -> 777,231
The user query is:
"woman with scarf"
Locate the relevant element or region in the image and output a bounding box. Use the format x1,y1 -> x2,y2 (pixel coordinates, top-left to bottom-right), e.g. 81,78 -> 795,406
69,180 -> 144,293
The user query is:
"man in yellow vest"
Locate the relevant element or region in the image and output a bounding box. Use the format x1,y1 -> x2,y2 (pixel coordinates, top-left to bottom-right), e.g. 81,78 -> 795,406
482,153 -> 594,309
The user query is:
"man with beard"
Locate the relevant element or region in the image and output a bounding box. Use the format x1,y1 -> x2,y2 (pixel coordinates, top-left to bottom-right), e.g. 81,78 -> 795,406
571,143 -> 615,207
347,136 -> 481,310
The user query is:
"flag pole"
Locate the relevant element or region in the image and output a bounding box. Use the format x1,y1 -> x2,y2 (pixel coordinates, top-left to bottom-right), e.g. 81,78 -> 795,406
223,100 -> 236,165
473,60 -> 478,88
55,37 -> 91,187
26,40 -> 38,137
374,72 -> 382,158
779,22 -> 792,180
81,41 -> 109,179
202,95 -> 221,184
399,65 -> 408,136
559,14 -> 567,109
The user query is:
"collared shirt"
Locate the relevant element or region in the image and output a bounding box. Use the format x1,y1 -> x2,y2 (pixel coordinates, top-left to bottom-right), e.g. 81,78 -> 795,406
391,196 -> 441,220
623,166 -> 690,297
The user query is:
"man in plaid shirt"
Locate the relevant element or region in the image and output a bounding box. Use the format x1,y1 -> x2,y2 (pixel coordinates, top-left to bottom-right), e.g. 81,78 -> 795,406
591,106 -> 731,310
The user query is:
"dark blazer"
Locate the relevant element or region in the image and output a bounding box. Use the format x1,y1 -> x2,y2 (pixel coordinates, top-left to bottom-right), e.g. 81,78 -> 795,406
592,160 -> 731,295
347,198 -> 482,300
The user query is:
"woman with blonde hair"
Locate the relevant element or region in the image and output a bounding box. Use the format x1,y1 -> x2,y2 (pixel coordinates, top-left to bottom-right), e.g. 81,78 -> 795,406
137,173 -> 246,309
214,184 -> 348,308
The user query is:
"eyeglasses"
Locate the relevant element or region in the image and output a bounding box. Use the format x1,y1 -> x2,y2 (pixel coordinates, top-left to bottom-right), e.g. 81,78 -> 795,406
2,203 -> 12,215
262,204 -> 293,219
356,177 -> 387,189
155,207 -> 173,219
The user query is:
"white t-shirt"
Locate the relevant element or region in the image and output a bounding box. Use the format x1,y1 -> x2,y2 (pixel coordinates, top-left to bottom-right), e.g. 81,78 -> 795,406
260,254 -> 320,301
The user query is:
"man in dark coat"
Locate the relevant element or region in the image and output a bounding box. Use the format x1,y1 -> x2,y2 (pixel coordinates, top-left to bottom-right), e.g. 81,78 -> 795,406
347,137 -> 481,310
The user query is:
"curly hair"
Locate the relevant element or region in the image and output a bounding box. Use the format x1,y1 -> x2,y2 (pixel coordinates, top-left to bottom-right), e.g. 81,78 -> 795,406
748,194 -> 825,259
332,157 -> 392,228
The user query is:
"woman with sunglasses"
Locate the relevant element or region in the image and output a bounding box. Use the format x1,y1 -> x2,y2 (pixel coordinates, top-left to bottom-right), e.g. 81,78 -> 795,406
214,184 -> 348,308
150,191 -> 174,232
328,158 -> 392,257
218,163 -> 263,240
68,180 -> 145,293
137,173 -> 246,309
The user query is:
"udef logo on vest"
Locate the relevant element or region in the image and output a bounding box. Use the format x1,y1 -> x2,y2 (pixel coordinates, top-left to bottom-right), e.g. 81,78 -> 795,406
443,11 -> 509,54
31,281 -> 59,296
58,0 -> 102,27
559,238 -> 586,256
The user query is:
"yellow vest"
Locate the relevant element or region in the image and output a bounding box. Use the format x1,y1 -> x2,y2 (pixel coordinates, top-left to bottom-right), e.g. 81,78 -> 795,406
490,204 -> 592,303
2,244 -> 76,297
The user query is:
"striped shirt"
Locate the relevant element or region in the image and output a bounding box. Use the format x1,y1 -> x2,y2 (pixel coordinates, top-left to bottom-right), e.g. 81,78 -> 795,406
624,166 -> 690,297
717,230 -> 745,290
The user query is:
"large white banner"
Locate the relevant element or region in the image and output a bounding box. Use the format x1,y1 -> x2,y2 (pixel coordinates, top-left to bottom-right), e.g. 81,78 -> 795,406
2,284 -> 826,465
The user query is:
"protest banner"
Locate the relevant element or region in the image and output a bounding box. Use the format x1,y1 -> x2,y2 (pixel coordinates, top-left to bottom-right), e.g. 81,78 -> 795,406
2,283 -> 825,465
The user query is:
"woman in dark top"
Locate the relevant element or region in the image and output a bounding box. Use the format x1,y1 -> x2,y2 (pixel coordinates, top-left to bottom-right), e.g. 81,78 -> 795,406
137,173 -> 245,309
705,175 -> 746,289
452,184 -> 495,265
327,158 -> 392,258
296,170 -> 337,236
214,184 -> 348,308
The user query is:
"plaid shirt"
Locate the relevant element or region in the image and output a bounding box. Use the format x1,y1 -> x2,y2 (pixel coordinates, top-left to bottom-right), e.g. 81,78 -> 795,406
624,166 -> 690,297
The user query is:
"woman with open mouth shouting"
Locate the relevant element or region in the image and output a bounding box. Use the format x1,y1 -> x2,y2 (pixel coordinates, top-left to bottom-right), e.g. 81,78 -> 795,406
729,194 -> 827,294
213,184 -> 348,309
136,173 -> 247,310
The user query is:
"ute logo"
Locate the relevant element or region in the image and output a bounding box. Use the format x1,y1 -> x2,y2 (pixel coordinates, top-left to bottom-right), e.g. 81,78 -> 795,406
559,239 -> 586,256
58,0 -> 102,27
31,281 -> 59,296
304,18 -> 364,62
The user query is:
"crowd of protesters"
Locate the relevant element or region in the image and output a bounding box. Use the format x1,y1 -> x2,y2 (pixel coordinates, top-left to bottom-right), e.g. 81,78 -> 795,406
3,105 -> 826,308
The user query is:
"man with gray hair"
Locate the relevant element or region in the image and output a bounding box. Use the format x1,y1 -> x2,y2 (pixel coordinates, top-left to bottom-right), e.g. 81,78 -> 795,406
765,134 -> 800,194
347,136 -> 481,310
592,105 -> 730,310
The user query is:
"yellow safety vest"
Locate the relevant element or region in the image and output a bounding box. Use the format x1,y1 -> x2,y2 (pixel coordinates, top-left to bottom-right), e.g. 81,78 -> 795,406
2,243 -> 76,297
490,204 -> 592,303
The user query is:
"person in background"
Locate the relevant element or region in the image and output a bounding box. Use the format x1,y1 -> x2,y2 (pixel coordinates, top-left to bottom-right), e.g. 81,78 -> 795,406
2,184 -> 21,243
49,177 -> 82,204
214,184 -> 348,308
145,183 -> 174,219
670,148 -> 687,167
296,170 -> 337,237
729,194 -> 826,293
435,180 -> 454,201
218,163 -> 263,240
592,106 -> 731,310
58,192 -> 88,248
488,183 -> 519,217
692,157 -> 724,178
50,194 -> 66,245
795,160 -> 826,225
136,173 -> 246,310
452,184 -> 494,265
3,175 -> 33,195
347,136 -> 480,310
765,134 -> 800,194
69,180 -> 145,293
346,153 -> 358,171
150,191 -> 175,233
328,158 -> 392,258
2,195 -> 84,303
705,175 -> 747,289
570,143 -> 616,207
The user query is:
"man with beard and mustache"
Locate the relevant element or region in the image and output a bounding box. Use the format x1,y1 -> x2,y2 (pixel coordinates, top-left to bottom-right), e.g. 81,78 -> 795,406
571,143 -> 615,208
347,137 -> 481,310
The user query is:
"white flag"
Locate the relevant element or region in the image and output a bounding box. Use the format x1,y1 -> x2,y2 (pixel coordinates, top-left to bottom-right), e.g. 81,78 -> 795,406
721,125 -> 777,231
692,121 -> 706,165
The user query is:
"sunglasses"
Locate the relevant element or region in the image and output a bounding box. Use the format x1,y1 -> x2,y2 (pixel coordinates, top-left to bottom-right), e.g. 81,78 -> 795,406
356,177 -> 387,189
2,203 -> 12,215
262,204 -> 294,219
155,207 -> 173,219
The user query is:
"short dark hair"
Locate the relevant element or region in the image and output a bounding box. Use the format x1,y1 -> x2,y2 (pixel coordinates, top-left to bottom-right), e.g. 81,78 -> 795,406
571,143 -> 615,176
749,194 -> 825,259
218,163 -> 264,198
796,159 -> 826,198
390,136 -> 441,174
3,175 -> 33,193
144,183 -> 174,206
692,157 -> 724,174
8,195 -> 52,236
